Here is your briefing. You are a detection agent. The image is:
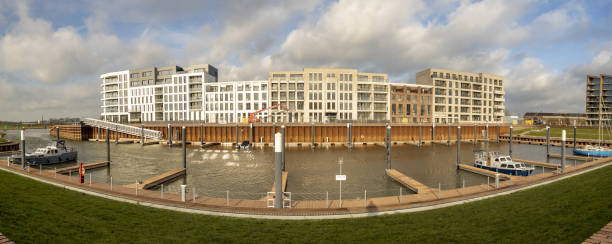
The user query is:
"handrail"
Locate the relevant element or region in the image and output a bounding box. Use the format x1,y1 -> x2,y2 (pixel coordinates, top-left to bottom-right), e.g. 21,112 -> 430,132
82,118 -> 162,140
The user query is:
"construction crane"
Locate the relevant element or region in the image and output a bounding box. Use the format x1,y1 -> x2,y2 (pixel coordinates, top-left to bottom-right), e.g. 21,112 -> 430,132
248,103 -> 290,123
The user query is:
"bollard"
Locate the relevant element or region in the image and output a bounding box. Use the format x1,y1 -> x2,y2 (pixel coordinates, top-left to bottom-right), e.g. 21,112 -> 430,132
193,187 -> 196,202
399,187 -> 403,203
473,124 -> 477,145
274,132 -> 283,208
497,125 -> 500,143
438,183 -> 441,197
89,173 -> 92,186
39,164 -> 42,174
7,157 -> 9,166
56,126 -> 60,141
462,178 -> 465,194
418,123 -> 422,147
447,124 -> 451,146
487,177 -> 490,190
106,129 -> 110,163
141,124 -> 144,146
226,190 -> 229,206
432,123 -> 435,142
235,123 -> 239,146
249,123 -> 253,143
573,125 -> 577,149
546,126 -> 550,157
181,184 -> 186,202
54,167 -> 56,178
347,123 -> 352,149
386,125 -> 391,169
182,126 -> 187,169
21,130 -> 26,170
161,184 -> 164,199
110,176 -> 113,191
485,122 -> 489,140
115,125 -> 119,144
364,190 -> 367,207
311,123 -> 315,149
495,173 -> 500,189
200,123 -> 204,146
168,124 -> 172,146
509,125 -> 513,157
69,170 -> 71,178
281,125 -> 286,172
561,130 -> 566,173
326,191 -> 329,208
136,182 -> 139,196
457,126 -> 461,168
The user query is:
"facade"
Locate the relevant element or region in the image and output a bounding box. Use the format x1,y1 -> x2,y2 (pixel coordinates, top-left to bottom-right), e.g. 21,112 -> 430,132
268,68 -> 389,123
416,68 -> 505,124
389,83 -> 433,123
586,74 -> 612,126
100,64 -> 218,122
203,81 -> 269,123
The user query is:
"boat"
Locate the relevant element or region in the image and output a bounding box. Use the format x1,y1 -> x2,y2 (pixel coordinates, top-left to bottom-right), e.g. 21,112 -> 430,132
573,90 -> 612,157
473,150 -> 534,176
239,141 -> 251,150
11,139 -> 77,165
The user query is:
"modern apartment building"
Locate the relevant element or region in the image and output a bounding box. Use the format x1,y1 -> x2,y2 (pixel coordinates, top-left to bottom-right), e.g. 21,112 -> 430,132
268,68 -> 390,123
203,81 -> 269,123
585,74 -> 612,125
100,64 -> 218,122
389,83 -> 433,123
416,68 -> 505,124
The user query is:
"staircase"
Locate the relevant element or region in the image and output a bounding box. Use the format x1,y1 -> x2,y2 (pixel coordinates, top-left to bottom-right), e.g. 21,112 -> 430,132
82,118 -> 162,140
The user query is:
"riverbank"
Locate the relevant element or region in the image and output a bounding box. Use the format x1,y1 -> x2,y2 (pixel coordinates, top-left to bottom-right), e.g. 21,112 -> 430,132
0,163 -> 610,242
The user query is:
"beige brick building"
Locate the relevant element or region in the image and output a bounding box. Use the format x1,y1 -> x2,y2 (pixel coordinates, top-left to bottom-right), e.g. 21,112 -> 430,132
268,68 -> 389,123
416,68 -> 505,124
389,83 -> 433,123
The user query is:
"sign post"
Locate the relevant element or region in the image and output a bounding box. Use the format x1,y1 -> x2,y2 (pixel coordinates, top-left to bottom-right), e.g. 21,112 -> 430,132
336,158 -> 346,208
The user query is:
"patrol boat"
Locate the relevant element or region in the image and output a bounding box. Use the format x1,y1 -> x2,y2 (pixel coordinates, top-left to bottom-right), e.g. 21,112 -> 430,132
473,150 -> 534,176
11,139 -> 77,165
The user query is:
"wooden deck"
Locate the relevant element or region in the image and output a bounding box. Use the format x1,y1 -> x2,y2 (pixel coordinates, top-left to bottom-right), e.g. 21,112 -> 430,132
513,159 -> 560,168
56,161 -> 109,174
125,168 -> 186,189
458,164 -> 512,180
583,220 -> 612,244
548,153 -> 594,161
385,169 -> 431,194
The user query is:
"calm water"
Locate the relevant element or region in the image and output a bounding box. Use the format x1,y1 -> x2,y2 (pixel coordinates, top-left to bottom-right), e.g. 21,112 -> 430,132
5,129 -> 582,200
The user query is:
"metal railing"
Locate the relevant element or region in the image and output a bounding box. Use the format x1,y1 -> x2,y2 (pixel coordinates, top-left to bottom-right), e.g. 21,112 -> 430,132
82,118 -> 162,140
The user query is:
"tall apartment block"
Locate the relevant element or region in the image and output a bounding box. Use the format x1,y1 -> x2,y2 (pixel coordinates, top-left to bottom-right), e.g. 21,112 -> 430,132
203,81 -> 269,123
100,64 -> 218,122
389,83 -> 433,123
268,68 -> 389,123
586,74 -> 612,125
416,68 -> 505,124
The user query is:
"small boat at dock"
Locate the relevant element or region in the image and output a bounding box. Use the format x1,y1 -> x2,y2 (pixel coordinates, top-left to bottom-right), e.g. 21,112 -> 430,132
11,139 -> 77,165
473,150 -> 534,176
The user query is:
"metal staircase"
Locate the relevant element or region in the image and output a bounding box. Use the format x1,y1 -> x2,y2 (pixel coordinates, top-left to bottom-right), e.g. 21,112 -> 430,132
82,118 -> 162,140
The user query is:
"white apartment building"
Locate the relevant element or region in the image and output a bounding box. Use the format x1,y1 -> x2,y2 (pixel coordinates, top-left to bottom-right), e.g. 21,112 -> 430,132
416,68 -> 505,124
203,81 -> 269,123
100,64 -> 218,122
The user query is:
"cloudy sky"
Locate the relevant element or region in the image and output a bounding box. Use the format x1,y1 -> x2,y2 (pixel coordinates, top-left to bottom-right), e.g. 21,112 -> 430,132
0,0 -> 611,121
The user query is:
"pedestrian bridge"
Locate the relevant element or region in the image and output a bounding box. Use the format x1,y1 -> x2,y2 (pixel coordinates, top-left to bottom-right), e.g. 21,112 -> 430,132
82,118 -> 162,140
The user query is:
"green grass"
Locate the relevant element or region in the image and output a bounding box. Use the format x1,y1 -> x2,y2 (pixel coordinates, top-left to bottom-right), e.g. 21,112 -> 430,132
0,138 -> 7,143
526,128 -> 612,140
1,166 -> 612,243
513,127 -> 540,135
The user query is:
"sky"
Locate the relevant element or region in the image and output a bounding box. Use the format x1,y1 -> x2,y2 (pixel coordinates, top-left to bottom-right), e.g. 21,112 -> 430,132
0,0 -> 611,121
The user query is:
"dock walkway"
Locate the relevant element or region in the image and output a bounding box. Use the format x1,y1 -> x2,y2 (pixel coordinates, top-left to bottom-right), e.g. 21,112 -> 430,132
513,159 -> 559,169
548,153 -> 593,161
458,164 -> 512,180
385,169 -> 431,194
56,161 -> 109,174
584,220 -> 612,244
125,168 -> 186,189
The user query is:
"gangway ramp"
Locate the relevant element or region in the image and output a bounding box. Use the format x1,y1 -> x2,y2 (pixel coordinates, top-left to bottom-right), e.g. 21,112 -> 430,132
56,161 -> 109,174
82,118 -> 162,140
513,159 -> 560,169
124,168 -> 186,190
385,169 -> 431,194
458,164 -> 512,180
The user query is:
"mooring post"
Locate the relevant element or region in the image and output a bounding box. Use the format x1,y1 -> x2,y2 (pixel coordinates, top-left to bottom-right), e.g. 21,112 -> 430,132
200,122 -> 204,146
235,123 -> 239,146
311,123 -> 315,149
347,123 -> 352,149
106,129 -> 110,163
115,125 -> 118,144
473,124 -> 477,145
110,176 -> 113,191
180,184 -> 186,202
457,126 -> 461,169
386,124 -> 391,169
495,173 -> 500,189
573,123 -> 577,149
167,124 -> 172,146
546,126 -> 550,157
418,122 -> 422,147
182,126 -> 187,169
485,121 -> 489,140
497,125 -> 500,143
509,125 -> 513,157
136,182 -> 139,196
274,132 -> 283,208
249,123 -> 253,143
399,187 -> 402,203
561,130 -> 566,173
96,126 -> 100,140
432,123 -> 435,142
140,124 -> 144,146
447,124 -> 451,146
281,125 -> 285,171
21,129 -> 26,170
160,184 -> 163,199
56,126 -> 60,141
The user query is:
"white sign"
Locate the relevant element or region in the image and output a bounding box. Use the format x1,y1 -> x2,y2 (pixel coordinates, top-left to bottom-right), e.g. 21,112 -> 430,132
336,175 -> 346,181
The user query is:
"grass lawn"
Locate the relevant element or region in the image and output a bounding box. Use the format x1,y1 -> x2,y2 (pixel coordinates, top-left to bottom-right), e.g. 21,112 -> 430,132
526,128 -> 612,140
0,138 -> 7,143
512,127 -> 540,135
1,166 -> 612,243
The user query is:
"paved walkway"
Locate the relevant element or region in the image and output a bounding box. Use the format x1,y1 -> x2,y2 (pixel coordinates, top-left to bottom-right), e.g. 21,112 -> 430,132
0,232 -> 15,244
584,221 -> 612,244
